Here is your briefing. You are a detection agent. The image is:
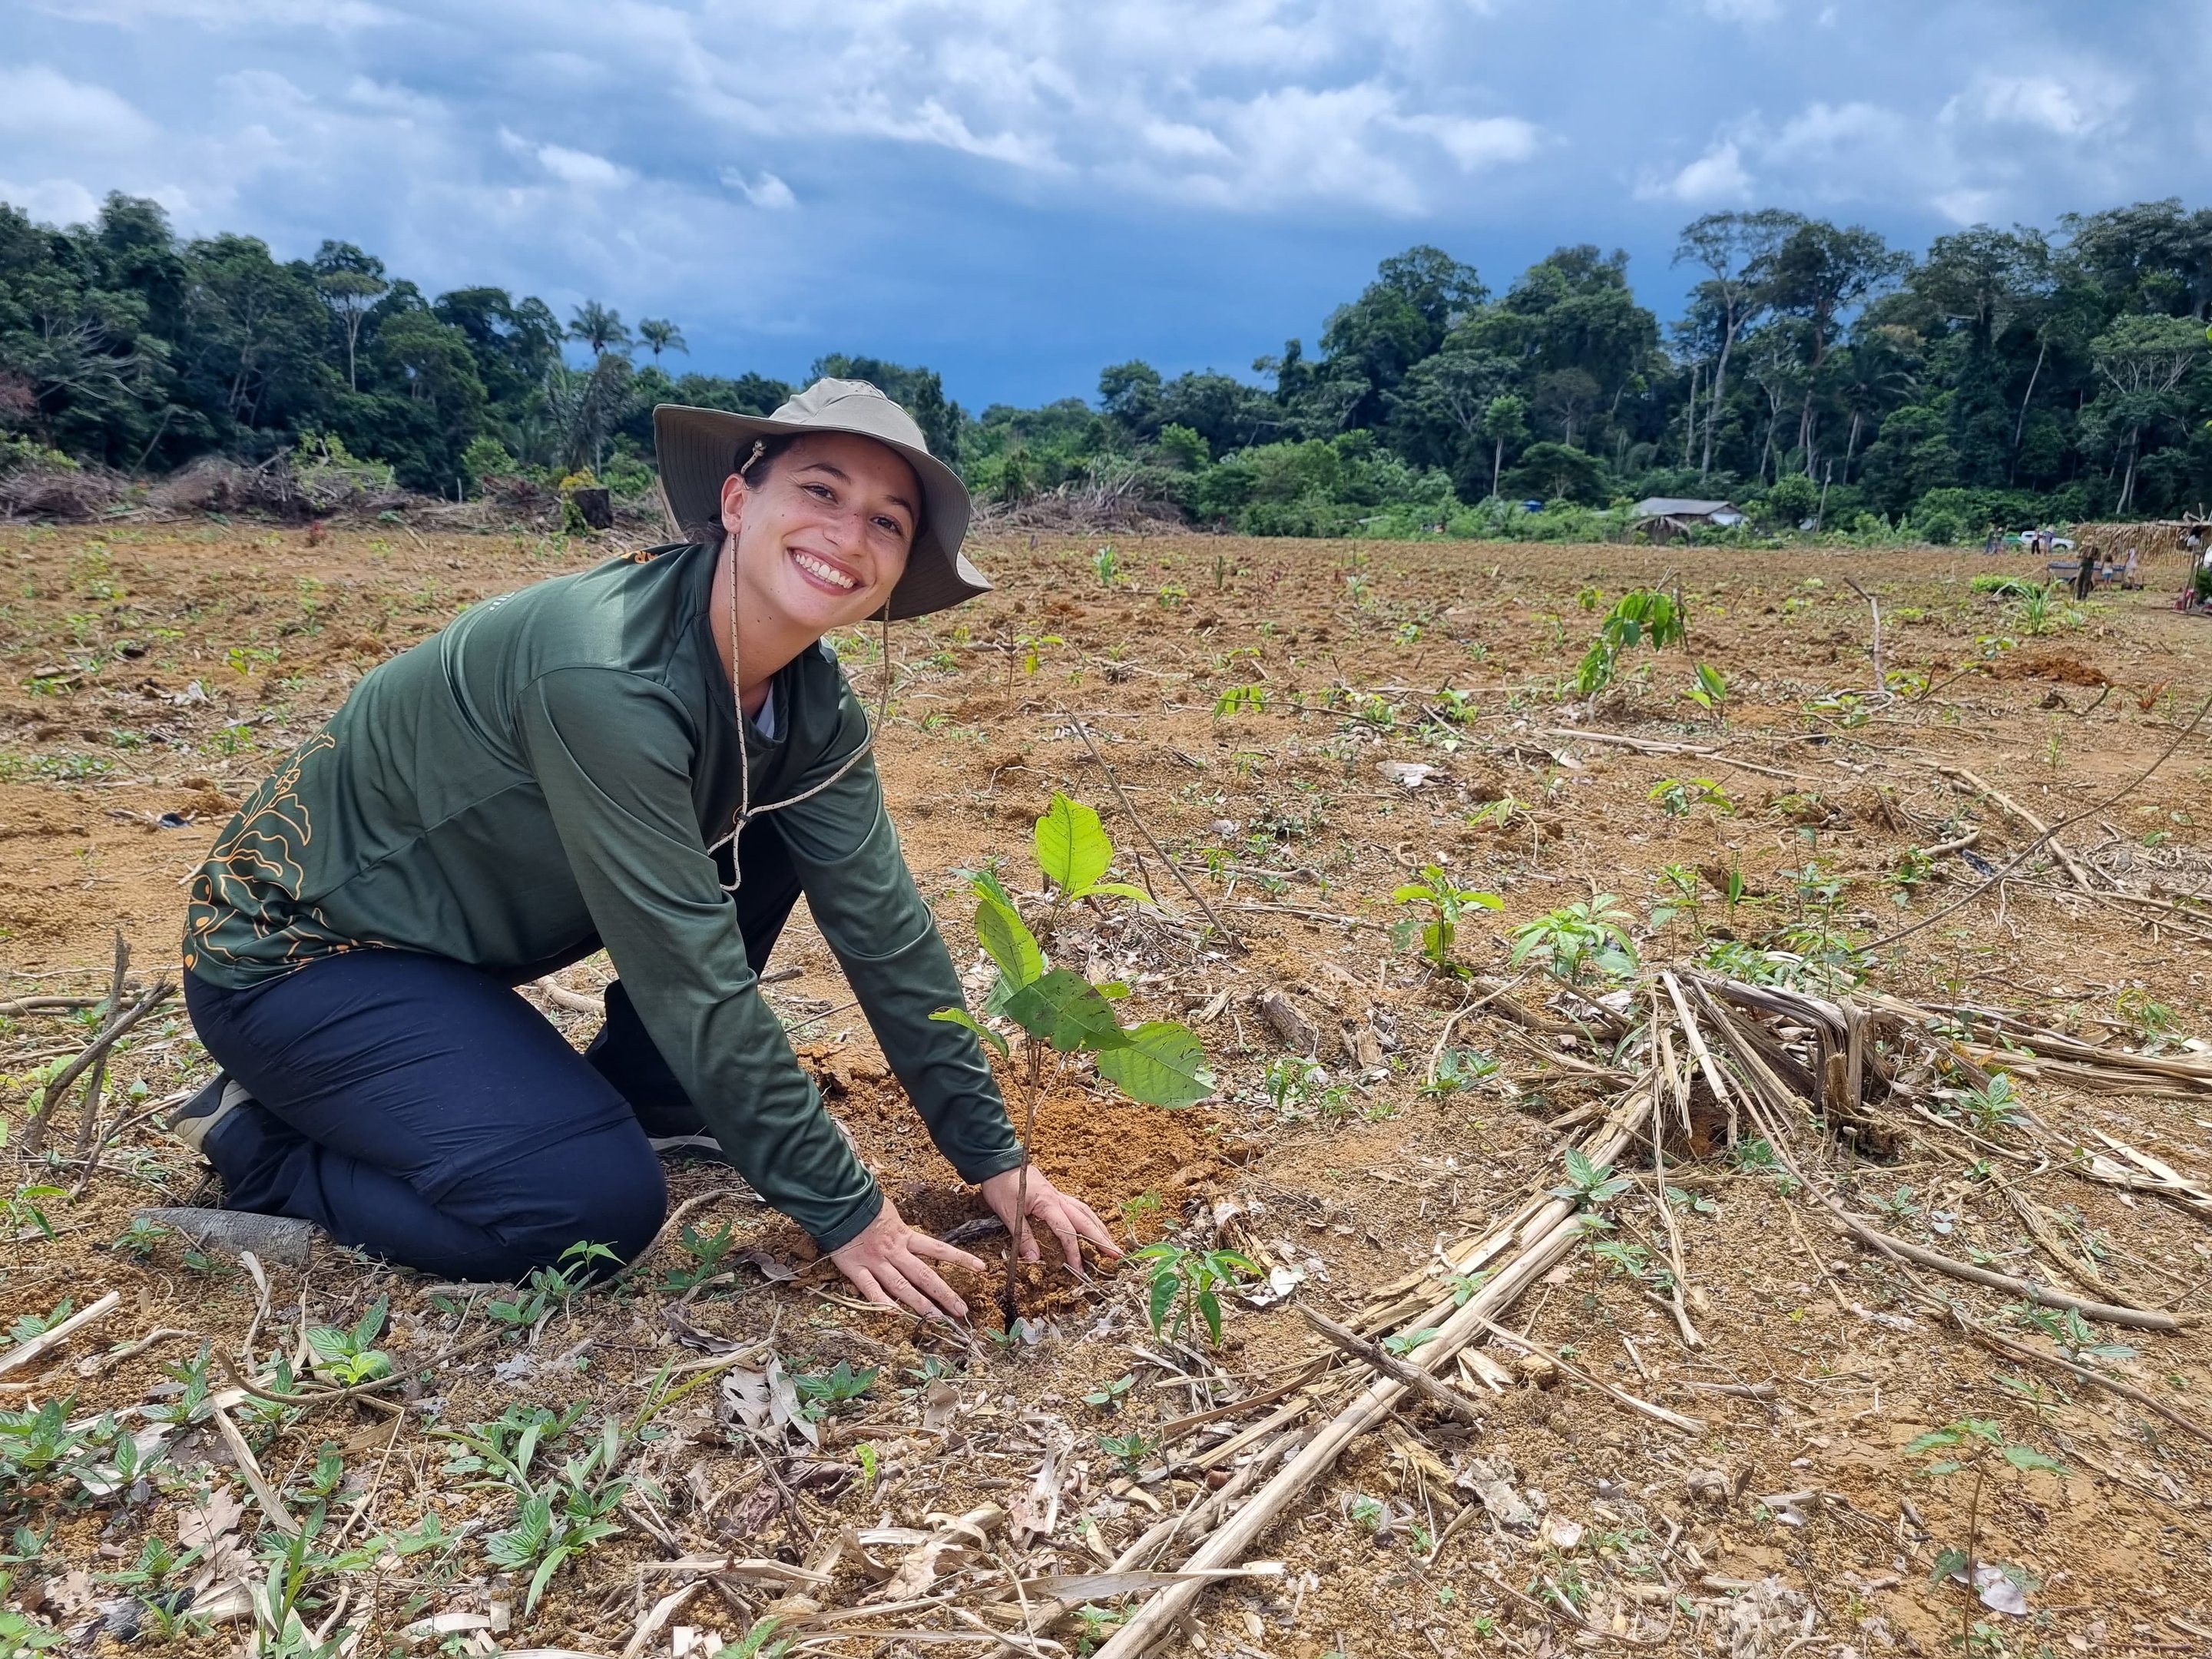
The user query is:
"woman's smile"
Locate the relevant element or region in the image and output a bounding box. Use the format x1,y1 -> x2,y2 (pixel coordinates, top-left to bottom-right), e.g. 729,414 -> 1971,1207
788,545 -> 861,594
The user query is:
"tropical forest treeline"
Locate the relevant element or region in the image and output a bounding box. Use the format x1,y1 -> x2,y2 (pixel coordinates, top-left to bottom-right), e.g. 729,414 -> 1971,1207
4,191 -> 2210,540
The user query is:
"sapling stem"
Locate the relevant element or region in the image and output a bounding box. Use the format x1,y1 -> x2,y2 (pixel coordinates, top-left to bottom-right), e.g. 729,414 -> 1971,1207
1960,1464 -> 1985,1652
1002,1041 -> 1050,1327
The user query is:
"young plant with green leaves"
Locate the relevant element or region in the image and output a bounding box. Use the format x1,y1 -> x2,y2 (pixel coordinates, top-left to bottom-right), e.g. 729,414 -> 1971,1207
1648,777 -> 1734,820
1681,660 -> 1728,722
305,1297 -> 392,1388
933,793 -> 1215,1323
1551,1147 -> 1634,1211
1908,1419 -> 2063,1644
1510,896 -> 1637,985
1131,1242 -> 1258,1347
1389,864 -> 1502,973
485,1240 -> 618,1330
790,1361 -> 879,1419
1945,1071 -> 2029,1136
1574,588 -> 1686,703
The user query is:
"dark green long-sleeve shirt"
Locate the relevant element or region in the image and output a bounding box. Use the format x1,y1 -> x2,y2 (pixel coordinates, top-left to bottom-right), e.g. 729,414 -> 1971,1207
184,540 -> 1022,1250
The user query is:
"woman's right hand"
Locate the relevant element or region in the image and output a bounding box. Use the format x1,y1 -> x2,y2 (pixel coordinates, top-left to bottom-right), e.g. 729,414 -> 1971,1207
828,1195 -> 986,1319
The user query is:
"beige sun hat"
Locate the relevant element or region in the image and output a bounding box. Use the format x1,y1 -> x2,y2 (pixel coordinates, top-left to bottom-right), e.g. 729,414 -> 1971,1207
654,377 -> 989,621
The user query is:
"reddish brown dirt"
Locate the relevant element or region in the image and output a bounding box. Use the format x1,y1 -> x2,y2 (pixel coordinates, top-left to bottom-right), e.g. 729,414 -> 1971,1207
1988,650 -> 2113,686
5,518 -> 2212,1655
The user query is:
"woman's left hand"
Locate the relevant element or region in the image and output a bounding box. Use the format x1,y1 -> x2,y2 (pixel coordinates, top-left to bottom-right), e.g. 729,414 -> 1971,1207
979,1166 -> 1121,1273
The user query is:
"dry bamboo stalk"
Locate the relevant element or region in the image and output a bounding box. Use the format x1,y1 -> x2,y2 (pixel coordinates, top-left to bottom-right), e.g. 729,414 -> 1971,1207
1535,727 -> 1817,782
211,1403 -> 301,1535
619,1579 -> 705,1659
1296,1307 -> 1485,1422
1937,765 -> 2098,892
0,995 -> 102,1017
1008,1432 -> 1298,1650
1834,1218 -> 2186,1330
1458,1310 -> 1704,1433
0,1290 -> 121,1377
1091,1088 -> 1654,1659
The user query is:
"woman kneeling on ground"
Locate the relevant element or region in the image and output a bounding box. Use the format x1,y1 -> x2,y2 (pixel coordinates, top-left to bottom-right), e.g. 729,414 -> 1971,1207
171,379 -> 1115,1316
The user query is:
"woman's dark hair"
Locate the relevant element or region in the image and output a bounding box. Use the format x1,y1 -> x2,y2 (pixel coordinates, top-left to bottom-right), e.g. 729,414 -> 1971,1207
684,432 -> 800,548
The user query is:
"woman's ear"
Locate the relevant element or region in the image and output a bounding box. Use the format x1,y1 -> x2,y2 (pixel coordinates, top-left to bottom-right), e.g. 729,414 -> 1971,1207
718,471 -> 748,536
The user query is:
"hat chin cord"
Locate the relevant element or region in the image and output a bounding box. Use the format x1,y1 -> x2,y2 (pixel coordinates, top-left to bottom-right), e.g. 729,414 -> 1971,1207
704,512 -> 894,894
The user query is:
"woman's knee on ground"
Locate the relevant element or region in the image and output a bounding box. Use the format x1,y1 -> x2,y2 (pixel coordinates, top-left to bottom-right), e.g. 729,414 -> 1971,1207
490,1137 -> 667,1278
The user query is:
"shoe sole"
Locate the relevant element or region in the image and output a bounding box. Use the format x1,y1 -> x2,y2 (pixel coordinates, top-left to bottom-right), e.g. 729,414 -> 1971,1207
647,1133 -> 735,1165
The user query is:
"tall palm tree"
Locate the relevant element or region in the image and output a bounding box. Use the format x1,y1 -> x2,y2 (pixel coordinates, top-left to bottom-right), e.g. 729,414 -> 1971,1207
637,317 -> 687,360
567,301 -> 631,356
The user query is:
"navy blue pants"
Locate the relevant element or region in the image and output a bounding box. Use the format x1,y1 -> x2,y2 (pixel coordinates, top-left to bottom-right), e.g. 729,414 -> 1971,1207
182,826 -> 800,1282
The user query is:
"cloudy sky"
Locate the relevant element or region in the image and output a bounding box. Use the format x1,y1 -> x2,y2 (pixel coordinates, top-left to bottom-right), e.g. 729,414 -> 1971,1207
2,0 -> 2201,407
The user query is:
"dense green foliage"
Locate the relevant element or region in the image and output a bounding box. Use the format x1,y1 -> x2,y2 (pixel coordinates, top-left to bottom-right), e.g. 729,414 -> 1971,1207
5,190 -> 2210,535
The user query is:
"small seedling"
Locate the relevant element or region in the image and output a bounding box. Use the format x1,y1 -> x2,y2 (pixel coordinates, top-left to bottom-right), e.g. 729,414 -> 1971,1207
1681,661 -> 1728,721
1081,1374 -> 1134,1411
1946,1072 -> 2028,1135
1649,777 -> 1733,818
1443,1270 -> 1494,1306
1575,588 -> 1686,702
1550,1148 -> 1632,1207
1118,1190 -> 1163,1241
1096,1430 -> 1154,1473
1511,896 -> 1637,984
790,1360 -> 879,1419
1422,1047 -> 1498,1096
1389,864 -> 1502,972
1132,1242 -> 1258,1347
2,1186 -> 65,1241
900,1356 -> 959,1394
108,1216 -> 170,1260
306,1297 -> 392,1388
1071,1603 -> 1126,1656
2010,1303 -> 2137,1366
661,1220 -> 740,1291
486,1241 -> 616,1330
1909,1419 -> 2062,1641
5,1302 -> 75,1347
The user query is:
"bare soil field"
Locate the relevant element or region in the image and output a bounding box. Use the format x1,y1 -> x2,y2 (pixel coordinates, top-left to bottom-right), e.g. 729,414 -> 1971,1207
5,516 -> 2212,1659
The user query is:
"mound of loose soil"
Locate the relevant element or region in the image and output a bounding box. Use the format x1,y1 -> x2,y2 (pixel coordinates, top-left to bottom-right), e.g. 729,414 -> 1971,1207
1989,649 -> 2112,685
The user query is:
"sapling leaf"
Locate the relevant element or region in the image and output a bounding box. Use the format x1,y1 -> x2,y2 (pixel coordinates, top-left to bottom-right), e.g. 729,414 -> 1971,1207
1004,969 -> 1128,1052
931,1006 -> 1008,1059
1147,1270 -> 1178,1334
975,894 -> 1045,988
1035,792 -> 1113,897
969,866 -> 1018,909
1095,1021 -> 1215,1107
2000,1444 -> 2065,1473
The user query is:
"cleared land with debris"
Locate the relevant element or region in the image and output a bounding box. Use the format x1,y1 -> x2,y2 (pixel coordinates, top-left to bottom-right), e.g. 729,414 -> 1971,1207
4,518 -> 2212,1659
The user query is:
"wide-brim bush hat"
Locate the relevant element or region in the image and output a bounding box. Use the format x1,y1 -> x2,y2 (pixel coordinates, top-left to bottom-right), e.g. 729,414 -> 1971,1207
654,377 -> 988,621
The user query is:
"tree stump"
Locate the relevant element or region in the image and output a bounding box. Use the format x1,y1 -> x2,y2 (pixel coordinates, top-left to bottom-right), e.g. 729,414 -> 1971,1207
568,486 -> 613,531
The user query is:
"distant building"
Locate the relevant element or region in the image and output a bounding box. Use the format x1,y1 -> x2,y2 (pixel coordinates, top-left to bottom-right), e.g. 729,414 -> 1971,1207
1632,498 -> 1746,540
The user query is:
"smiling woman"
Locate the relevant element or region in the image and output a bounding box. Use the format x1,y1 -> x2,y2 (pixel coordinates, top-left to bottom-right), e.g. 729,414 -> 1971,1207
170,378 -> 1119,1320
